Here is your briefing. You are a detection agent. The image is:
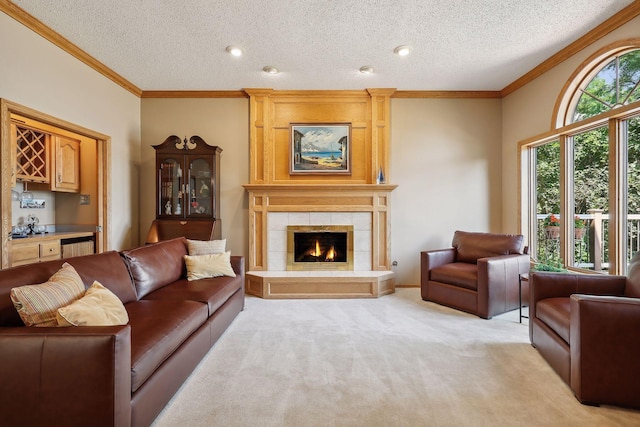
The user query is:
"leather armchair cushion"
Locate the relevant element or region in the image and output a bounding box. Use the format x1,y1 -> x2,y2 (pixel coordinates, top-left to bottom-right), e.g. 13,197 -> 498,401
537,297 -> 571,343
126,299 -> 207,392
452,230 -> 524,264
431,263 -> 478,290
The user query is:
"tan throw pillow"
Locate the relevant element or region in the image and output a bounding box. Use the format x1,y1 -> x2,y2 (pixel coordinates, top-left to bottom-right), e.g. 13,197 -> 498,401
187,239 -> 226,256
57,281 -> 129,327
10,262 -> 85,327
184,251 -> 236,281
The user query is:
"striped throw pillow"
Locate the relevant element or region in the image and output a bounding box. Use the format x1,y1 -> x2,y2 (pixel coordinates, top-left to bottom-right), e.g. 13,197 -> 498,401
10,262 -> 85,327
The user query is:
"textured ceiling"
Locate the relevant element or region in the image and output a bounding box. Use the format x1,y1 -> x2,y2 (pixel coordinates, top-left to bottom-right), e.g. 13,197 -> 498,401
10,0 -> 637,91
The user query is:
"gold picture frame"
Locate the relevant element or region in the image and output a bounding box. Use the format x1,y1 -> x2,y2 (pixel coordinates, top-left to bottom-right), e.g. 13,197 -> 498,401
290,123 -> 351,174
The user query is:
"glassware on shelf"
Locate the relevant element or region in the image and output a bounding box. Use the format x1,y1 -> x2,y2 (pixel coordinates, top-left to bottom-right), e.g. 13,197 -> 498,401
20,182 -> 33,201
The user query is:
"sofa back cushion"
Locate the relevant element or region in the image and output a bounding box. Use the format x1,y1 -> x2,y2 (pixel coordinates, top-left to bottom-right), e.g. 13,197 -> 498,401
626,251 -> 640,298
66,251 -> 139,303
452,230 -> 525,264
121,237 -> 187,299
0,251 -> 137,327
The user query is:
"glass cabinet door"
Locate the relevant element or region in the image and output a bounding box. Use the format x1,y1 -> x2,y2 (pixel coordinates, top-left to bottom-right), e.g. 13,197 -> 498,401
158,157 -> 184,217
187,156 -> 213,217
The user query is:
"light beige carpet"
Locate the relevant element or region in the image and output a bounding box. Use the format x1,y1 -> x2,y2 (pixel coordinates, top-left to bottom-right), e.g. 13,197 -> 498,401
152,288 -> 640,427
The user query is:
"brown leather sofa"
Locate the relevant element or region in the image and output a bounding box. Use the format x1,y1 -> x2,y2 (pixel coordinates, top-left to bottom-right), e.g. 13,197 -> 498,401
529,269 -> 640,409
421,230 -> 530,318
0,237 -> 245,427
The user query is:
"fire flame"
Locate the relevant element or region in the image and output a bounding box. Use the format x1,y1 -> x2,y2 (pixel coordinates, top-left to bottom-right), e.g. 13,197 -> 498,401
308,240 -> 321,257
325,246 -> 336,261
304,240 -> 337,261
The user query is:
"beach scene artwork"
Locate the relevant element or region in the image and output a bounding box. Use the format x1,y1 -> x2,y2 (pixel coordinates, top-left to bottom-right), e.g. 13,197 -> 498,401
291,124 -> 350,173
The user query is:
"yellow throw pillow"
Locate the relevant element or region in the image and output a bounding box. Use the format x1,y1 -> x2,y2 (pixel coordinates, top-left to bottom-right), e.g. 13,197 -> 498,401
57,281 -> 129,327
184,251 -> 236,281
186,239 -> 226,255
10,262 -> 85,327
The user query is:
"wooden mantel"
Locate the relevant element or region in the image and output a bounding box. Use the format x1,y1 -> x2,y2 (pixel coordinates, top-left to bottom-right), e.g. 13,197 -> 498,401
244,183 -> 397,272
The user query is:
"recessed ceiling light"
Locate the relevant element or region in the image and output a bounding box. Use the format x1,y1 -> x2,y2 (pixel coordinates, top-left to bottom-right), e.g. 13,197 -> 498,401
263,66 -> 279,74
226,45 -> 243,57
393,45 -> 413,56
359,66 -> 374,74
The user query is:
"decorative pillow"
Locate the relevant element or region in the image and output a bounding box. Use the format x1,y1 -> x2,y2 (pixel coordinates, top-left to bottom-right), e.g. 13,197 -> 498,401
57,281 -> 129,327
184,251 -> 236,280
10,262 -> 85,327
187,239 -> 226,256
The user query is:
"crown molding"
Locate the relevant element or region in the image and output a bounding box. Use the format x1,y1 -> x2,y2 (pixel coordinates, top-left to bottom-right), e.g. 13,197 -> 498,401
392,91 -> 501,99
0,0 -> 142,97
141,90 -> 248,99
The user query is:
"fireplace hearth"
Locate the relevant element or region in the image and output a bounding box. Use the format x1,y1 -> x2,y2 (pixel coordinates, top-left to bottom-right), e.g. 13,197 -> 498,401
287,225 -> 353,271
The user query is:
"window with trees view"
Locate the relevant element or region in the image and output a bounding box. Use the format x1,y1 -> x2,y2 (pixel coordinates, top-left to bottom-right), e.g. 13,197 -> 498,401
525,43 -> 640,274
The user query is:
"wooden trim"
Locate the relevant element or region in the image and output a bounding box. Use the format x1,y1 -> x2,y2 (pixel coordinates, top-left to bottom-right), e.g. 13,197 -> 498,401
501,2 -> 640,97
0,99 -> 12,268
0,0 -> 142,97
141,90 -> 248,98
393,91 -> 502,99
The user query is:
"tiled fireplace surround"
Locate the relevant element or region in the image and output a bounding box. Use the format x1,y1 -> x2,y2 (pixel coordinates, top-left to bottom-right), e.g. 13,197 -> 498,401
268,212 -> 371,271
243,185 -> 397,298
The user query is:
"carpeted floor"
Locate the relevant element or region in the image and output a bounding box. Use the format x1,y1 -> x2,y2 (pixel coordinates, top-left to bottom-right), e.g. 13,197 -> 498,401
152,288 -> 640,427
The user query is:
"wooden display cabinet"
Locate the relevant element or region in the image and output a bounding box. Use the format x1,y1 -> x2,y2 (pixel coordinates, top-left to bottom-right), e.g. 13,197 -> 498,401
147,135 -> 222,243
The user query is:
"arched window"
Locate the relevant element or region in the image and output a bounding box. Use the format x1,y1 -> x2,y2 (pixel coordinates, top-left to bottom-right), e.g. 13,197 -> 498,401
571,49 -> 640,123
524,40 -> 640,275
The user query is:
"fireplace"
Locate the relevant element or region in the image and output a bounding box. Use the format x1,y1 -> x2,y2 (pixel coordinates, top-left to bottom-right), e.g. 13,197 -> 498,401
287,225 -> 354,271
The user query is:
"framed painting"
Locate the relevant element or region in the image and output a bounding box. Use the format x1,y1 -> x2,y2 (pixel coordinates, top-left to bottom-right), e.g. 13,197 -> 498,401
290,123 -> 351,174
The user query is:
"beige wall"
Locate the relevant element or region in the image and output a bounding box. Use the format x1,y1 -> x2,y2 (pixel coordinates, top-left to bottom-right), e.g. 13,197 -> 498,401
0,12 -> 141,250
501,16 -> 640,242
391,98 -> 503,285
141,97 -> 501,286
140,98 -> 249,258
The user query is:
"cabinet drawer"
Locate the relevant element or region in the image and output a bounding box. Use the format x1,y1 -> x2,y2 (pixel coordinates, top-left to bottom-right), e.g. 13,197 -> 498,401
40,241 -> 61,258
11,243 -> 40,265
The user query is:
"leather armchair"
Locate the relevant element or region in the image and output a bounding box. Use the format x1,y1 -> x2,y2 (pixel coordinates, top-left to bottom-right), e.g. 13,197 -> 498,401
421,230 -> 530,319
530,257 -> 640,409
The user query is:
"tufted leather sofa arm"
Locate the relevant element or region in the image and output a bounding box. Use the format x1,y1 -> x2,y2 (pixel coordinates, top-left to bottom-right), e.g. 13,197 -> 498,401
0,325 -> 132,427
570,294 -> 640,407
